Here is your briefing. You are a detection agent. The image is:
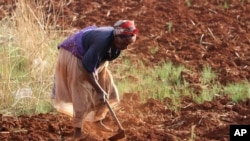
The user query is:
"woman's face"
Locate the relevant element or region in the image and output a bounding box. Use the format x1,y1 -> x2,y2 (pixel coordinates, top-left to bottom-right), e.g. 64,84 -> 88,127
114,34 -> 137,50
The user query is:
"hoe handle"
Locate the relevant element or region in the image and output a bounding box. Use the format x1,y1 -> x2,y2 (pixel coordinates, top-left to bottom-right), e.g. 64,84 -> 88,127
105,100 -> 124,130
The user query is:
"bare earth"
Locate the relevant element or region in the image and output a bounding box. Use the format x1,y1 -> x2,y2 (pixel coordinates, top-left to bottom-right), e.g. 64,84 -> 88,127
0,0 -> 250,140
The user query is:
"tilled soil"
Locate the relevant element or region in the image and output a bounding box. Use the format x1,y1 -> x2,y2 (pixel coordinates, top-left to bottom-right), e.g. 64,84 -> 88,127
0,0 -> 250,140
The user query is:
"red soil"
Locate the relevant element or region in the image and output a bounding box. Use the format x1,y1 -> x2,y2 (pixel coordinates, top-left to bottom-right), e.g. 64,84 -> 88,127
0,0 -> 250,140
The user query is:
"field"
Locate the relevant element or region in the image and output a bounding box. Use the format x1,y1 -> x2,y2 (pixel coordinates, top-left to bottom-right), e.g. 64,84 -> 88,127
0,0 -> 250,140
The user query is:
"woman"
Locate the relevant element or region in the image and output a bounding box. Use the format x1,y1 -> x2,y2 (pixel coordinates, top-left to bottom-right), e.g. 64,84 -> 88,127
52,20 -> 138,139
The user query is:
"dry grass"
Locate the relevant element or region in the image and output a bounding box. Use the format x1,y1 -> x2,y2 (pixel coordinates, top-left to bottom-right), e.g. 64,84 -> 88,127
0,0 -> 66,115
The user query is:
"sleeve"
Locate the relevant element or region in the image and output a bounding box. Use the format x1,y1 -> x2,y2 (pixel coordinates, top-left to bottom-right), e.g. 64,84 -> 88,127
82,44 -> 101,73
81,29 -> 112,72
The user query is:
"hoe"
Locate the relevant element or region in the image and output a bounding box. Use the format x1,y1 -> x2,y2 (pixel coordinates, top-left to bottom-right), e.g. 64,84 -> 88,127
105,100 -> 126,140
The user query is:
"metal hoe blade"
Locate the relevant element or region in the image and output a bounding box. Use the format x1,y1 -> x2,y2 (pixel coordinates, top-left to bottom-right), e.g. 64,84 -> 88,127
105,100 -> 126,140
108,129 -> 125,141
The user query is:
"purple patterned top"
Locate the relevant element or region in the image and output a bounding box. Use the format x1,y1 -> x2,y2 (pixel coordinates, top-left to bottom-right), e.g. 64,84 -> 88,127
58,26 -> 120,72
58,26 -> 97,60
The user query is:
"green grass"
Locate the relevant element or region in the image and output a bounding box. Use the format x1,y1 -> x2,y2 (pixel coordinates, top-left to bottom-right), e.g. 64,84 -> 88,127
223,81 -> 250,103
113,57 -> 250,110
201,65 -> 217,84
193,66 -> 221,104
113,59 -> 192,111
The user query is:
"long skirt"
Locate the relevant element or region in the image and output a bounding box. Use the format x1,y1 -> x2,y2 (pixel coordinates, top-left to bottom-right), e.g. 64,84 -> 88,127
53,48 -> 119,128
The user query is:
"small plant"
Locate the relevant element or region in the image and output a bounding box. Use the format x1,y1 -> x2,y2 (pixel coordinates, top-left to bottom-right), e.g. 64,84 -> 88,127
170,65 -> 185,86
195,84 -> 221,104
166,21 -> 173,32
223,81 -> 250,103
150,46 -> 159,55
186,0 -> 191,7
201,65 -> 217,85
156,62 -> 173,82
193,66 -> 220,103
223,0 -> 229,9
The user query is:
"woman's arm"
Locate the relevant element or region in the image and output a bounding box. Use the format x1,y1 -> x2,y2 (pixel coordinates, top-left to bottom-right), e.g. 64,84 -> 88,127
85,71 -> 107,102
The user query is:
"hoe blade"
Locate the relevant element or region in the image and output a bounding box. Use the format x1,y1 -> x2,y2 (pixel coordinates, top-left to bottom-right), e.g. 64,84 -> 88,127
108,129 -> 125,141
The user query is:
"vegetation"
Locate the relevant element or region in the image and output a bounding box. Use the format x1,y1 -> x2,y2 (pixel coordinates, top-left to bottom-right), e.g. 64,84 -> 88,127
165,21 -> 173,32
224,81 -> 250,103
0,0 -> 61,115
113,55 -> 250,110
0,0 -> 249,115
185,0 -> 191,7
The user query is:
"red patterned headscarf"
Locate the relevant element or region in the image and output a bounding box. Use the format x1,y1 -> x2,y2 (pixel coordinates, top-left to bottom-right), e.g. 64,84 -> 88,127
113,20 -> 138,36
